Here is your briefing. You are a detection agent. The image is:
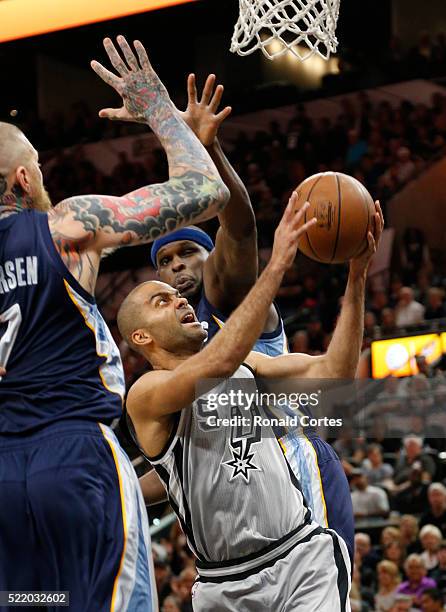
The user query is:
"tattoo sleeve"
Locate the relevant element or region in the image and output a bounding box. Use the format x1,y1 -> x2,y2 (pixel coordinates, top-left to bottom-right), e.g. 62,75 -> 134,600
48,38 -> 229,291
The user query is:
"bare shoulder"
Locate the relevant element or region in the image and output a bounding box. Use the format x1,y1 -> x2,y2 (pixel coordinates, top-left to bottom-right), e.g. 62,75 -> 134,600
127,369 -> 172,410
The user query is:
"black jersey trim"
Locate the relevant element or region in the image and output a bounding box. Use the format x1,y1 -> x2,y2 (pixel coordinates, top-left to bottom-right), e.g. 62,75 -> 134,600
172,438 -> 205,561
153,463 -> 202,561
196,509 -> 311,573
330,530 -> 349,612
197,523 -> 321,583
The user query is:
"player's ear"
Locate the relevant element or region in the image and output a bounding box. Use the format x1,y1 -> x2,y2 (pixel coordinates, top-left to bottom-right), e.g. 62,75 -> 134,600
132,328 -> 153,349
14,166 -> 32,195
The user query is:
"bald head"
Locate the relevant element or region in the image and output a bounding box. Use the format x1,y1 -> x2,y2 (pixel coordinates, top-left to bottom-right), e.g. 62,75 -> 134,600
0,122 -> 34,175
117,282 -> 154,351
0,123 -> 51,211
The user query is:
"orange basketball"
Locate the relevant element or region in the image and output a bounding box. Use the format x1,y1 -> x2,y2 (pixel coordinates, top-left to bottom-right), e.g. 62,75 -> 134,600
294,172 -> 376,264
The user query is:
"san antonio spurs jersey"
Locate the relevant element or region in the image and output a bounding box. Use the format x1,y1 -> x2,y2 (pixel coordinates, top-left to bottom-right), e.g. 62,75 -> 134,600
150,364 -> 313,572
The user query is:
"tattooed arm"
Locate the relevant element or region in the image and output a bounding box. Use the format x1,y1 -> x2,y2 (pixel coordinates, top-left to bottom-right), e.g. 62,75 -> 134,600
48,36 -> 229,294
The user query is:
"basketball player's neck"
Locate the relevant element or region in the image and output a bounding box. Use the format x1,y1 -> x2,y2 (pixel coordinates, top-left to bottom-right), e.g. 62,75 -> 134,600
149,345 -> 202,371
0,179 -> 34,213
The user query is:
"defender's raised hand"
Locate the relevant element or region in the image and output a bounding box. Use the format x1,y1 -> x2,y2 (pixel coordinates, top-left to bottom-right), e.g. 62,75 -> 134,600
91,36 -> 170,123
179,74 -> 232,146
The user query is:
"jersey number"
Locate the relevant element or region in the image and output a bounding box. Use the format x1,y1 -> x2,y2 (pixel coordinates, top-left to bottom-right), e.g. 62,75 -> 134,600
0,304 -> 22,378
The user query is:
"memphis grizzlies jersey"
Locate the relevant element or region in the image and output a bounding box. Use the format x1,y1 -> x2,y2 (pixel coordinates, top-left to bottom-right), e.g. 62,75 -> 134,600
0,210 -> 125,434
196,292 -> 288,356
150,364 -> 311,566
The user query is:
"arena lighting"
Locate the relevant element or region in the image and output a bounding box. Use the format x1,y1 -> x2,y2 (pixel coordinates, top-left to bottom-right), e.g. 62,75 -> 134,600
371,332 -> 444,379
0,0 -> 196,43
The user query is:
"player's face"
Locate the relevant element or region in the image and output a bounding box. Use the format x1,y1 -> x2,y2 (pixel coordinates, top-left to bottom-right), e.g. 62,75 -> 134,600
141,281 -> 207,352
156,241 -> 209,301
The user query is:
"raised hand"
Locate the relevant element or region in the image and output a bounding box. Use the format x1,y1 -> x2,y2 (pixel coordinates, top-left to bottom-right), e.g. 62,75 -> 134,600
178,74 -> 232,146
271,193 -> 317,271
91,36 -> 170,124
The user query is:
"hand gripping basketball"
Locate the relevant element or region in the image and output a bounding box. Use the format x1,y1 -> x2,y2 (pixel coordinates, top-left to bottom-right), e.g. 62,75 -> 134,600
270,193 -> 317,272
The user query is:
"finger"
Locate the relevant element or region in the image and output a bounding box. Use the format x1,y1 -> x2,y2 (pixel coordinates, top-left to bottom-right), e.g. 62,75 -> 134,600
117,35 -> 139,71
91,60 -> 122,91
200,74 -> 216,105
187,73 -> 198,105
0,367 -> 5,377
293,200 -> 311,224
103,37 -> 130,76
134,40 -> 152,71
209,84 -> 224,113
375,211 -> 382,235
298,217 -> 317,235
98,107 -> 124,120
282,192 -> 299,223
367,231 -> 376,253
375,200 -> 384,228
215,106 -> 232,123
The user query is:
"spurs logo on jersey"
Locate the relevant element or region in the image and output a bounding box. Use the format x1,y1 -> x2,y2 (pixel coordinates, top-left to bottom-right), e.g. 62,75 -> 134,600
196,389 -> 263,483
222,403 -> 262,483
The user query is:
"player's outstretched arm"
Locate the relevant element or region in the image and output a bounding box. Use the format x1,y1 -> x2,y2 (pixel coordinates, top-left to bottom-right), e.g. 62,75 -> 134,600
48,37 -> 229,292
127,196 -> 317,420
247,201 -> 384,380
179,74 -> 259,308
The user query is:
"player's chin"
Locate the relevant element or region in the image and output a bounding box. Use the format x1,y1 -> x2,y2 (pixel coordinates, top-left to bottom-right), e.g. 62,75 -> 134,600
181,321 -> 207,342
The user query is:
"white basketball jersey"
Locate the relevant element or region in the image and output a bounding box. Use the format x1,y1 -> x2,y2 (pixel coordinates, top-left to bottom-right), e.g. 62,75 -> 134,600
150,364 -> 310,564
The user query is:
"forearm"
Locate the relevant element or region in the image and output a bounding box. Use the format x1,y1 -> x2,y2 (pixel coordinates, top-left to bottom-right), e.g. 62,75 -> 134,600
208,139 -> 256,238
325,268 -> 366,378
197,261 -> 285,376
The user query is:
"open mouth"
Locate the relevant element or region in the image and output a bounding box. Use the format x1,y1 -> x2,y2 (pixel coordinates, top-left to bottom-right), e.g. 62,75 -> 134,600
180,311 -> 196,325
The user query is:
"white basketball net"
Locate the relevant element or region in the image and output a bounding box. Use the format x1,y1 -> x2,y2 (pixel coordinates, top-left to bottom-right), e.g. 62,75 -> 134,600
230,0 -> 341,61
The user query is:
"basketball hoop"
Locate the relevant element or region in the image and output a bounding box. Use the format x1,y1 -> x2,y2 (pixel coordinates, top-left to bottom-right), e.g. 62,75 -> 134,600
230,0 -> 341,62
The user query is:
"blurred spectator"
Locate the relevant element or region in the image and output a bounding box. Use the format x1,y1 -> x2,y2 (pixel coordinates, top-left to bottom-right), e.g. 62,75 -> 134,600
389,593 -> 417,611
400,228 -> 431,286
419,484 -> 446,534
394,463 -> 430,515
396,554 -> 437,608
395,287 -> 425,328
400,515 -> 422,555
351,470 -> 390,519
375,560 -> 402,612
419,588 -> 445,612
393,437 -> 436,486
161,595 -> 182,612
429,541 -> 446,595
419,525 -> 442,572
362,443 -> 394,486
383,541 -> 408,574
425,288 -> 446,320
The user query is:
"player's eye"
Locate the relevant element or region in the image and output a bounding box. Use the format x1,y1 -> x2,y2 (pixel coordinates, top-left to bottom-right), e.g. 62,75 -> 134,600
182,248 -> 195,256
159,257 -> 170,267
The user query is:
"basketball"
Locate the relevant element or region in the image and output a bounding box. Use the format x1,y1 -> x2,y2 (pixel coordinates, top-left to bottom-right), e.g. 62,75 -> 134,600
293,172 -> 376,264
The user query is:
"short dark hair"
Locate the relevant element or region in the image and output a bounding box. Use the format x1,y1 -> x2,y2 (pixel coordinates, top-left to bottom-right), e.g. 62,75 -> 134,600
421,588 -> 443,603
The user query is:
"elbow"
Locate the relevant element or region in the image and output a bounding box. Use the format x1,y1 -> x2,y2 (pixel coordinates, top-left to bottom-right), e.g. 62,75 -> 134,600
322,353 -> 358,379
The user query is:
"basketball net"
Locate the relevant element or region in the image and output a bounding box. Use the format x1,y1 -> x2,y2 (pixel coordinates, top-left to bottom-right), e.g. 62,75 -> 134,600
230,0 -> 341,61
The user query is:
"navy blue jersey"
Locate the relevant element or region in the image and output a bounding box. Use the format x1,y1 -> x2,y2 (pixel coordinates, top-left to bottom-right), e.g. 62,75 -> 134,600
0,210 -> 125,434
196,292 -> 288,356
